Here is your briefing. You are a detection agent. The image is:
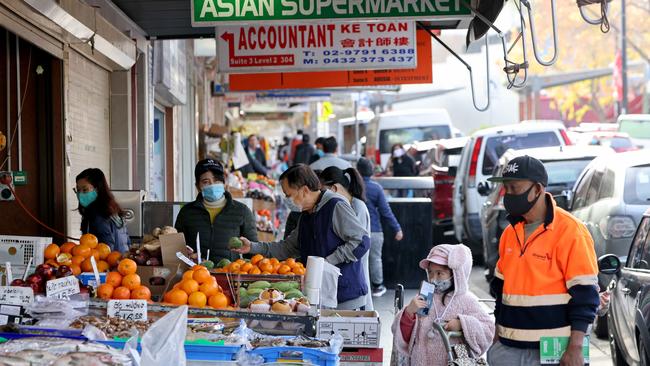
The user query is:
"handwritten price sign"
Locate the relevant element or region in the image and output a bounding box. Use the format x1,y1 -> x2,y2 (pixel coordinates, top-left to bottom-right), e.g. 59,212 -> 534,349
107,300 -> 148,321
0,287 -> 34,306
46,277 -> 80,300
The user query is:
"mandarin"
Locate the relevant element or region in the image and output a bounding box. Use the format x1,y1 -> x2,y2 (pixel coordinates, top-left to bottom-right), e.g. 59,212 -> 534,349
117,258 -> 137,276
44,244 -> 60,260
122,273 -> 141,290
112,286 -> 131,300
130,286 -> 151,300
72,244 -> 91,258
60,242 -> 76,254
208,293 -> 229,309
192,269 -> 212,284
106,272 -> 123,287
97,284 -> 114,300
251,254 -> 264,265
79,233 -> 98,248
106,252 -> 122,268
180,279 -> 200,294
96,244 -> 111,260
188,292 -> 207,308
167,289 -> 188,305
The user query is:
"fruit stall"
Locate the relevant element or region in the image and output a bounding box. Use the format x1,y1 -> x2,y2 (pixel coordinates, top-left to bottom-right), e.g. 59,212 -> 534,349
0,233 -> 383,365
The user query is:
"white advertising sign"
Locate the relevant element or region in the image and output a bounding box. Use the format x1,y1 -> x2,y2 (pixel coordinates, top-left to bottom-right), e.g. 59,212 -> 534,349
217,21 -> 417,73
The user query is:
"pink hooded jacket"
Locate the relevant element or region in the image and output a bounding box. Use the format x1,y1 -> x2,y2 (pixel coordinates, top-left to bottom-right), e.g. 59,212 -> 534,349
391,244 -> 495,366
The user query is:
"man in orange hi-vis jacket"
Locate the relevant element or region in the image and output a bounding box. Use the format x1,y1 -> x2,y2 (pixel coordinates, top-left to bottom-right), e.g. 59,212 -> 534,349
486,155 -> 599,366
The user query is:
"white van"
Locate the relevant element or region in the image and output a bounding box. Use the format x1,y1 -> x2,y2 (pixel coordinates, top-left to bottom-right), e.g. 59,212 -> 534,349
452,122 -> 571,262
336,111 -> 375,155
617,114 -> 650,149
365,109 -> 453,169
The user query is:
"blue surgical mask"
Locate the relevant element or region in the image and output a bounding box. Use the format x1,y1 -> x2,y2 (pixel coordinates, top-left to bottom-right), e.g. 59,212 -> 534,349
432,278 -> 453,293
286,197 -> 302,212
77,190 -> 98,208
317,149 -> 325,157
202,183 -> 225,202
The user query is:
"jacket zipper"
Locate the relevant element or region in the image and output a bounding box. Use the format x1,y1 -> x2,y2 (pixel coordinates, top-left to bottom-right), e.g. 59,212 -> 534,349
516,226 -> 547,257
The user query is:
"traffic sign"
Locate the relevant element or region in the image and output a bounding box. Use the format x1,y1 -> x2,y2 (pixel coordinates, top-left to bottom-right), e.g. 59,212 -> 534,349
217,21 -> 417,73
192,0 -> 470,25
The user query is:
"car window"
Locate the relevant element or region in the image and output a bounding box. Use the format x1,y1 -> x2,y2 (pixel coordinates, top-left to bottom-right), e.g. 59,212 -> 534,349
624,165 -> 650,205
597,169 -> 616,200
630,218 -> 650,268
543,159 -> 592,187
572,169 -> 594,210
620,120 -> 650,139
584,170 -> 603,206
482,132 -> 561,175
379,126 -> 451,154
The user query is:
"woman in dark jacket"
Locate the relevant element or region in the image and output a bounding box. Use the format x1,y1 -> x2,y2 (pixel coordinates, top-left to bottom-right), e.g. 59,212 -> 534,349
75,168 -> 130,253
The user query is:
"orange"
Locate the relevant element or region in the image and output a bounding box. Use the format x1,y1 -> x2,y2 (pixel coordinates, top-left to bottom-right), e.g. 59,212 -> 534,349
97,284 -> 114,300
80,233 -> 99,249
259,262 -> 273,273
251,254 -> 264,265
278,265 -> 291,275
112,286 -> 131,300
241,263 -> 253,273
106,252 -> 122,268
72,244 -> 91,258
80,258 -> 94,273
192,265 -> 207,271
249,267 -> 262,275
208,293 -> 229,309
44,244 -> 60,260
259,258 -> 271,266
71,255 -> 85,266
269,258 -> 280,265
117,259 -> 137,276
183,271 -> 196,281
285,258 -> 296,267
96,260 -> 110,272
180,279 -> 200,294
192,269 -> 212,284
228,263 -> 241,273
261,271 -> 272,275
106,272 -> 123,287
60,242 -> 76,254
90,249 -> 101,261
121,273 -> 141,290
130,285 -> 151,300
272,263 -> 281,273
199,281 -> 220,297
56,253 -> 72,266
70,264 -> 81,276
167,289 -> 188,305
96,244 -> 111,260
45,259 -> 59,267
214,268 -> 227,273
235,259 -> 246,266
293,267 -> 306,275
188,292 -> 207,308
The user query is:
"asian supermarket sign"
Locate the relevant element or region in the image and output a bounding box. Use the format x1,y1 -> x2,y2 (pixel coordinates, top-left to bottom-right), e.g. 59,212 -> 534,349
192,0 -> 469,25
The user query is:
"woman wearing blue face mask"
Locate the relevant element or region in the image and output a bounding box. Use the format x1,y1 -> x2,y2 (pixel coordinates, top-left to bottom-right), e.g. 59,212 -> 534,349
174,159 -> 258,263
75,168 -> 130,253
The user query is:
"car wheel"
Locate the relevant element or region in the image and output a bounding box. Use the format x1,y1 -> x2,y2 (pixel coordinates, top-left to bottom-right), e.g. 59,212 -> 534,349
594,313 -> 609,339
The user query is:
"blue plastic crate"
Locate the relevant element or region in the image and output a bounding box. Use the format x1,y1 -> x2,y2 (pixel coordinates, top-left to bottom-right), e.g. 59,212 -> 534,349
100,338 -> 243,361
251,346 -> 339,366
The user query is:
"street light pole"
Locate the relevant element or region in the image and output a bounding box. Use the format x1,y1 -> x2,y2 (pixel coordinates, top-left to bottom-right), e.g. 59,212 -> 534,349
621,0 -> 628,114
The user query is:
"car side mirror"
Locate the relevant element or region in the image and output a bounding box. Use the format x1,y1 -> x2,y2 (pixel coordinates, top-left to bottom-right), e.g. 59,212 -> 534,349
553,195 -> 568,210
598,254 -> 622,275
448,166 -> 457,177
477,181 -> 491,196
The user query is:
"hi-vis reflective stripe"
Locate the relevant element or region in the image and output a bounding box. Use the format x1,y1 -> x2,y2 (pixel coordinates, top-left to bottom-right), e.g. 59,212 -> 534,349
502,293 -> 571,307
498,325 -> 571,342
495,267 -> 504,280
566,275 -> 598,289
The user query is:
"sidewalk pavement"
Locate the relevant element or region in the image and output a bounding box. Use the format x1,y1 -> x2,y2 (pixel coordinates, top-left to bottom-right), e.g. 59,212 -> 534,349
372,266 -> 612,365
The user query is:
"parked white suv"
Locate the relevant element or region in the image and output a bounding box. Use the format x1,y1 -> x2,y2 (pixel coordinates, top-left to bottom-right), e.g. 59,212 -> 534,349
452,122 -> 571,262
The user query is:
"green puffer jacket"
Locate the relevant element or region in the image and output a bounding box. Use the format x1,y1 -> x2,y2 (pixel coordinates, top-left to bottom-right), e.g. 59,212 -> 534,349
174,192 -> 258,262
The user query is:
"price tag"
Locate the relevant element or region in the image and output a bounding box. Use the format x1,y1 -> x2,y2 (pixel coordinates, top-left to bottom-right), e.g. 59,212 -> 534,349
107,300 -> 148,321
540,336 -> 590,365
46,276 -> 80,300
176,252 -> 196,267
0,287 -> 34,306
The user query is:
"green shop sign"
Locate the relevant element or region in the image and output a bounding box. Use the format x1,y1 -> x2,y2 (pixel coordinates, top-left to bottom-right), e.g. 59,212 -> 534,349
192,0 -> 470,25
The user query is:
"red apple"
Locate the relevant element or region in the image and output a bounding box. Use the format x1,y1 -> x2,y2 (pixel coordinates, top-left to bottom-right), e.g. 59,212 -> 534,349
10,279 -> 25,287
56,265 -> 73,278
35,264 -> 55,279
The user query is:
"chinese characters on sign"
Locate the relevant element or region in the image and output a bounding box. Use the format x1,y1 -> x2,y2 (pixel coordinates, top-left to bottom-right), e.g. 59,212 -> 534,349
217,21 -> 416,72
107,300 -> 148,321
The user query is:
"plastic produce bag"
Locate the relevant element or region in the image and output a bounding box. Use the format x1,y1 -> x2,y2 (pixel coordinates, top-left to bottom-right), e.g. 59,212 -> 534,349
26,294 -> 88,326
140,305 -> 188,366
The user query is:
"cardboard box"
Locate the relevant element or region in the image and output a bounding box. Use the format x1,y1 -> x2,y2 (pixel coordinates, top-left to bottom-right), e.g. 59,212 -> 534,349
340,348 -> 383,366
317,310 -> 381,348
137,265 -> 183,301
159,233 -> 190,267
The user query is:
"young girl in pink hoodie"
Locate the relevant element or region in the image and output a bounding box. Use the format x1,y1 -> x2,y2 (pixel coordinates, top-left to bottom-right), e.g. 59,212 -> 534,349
391,244 -> 495,366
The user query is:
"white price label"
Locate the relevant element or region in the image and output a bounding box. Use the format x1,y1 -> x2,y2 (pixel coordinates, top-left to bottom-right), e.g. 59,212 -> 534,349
107,300 -> 148,321
46,276 -> 80,300
0,286 -> 34,306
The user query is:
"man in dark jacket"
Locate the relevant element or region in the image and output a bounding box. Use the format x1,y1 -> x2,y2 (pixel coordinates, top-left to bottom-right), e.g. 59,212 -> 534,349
241,134 -> 268,176
233,164 -> 370,310
175,159 -> 258,262
356,158 -> 403,297
308,137 -> 326,164
294,134 -> 316,165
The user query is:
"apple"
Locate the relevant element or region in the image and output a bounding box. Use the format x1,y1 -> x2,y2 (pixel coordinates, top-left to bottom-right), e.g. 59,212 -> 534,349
35,264 -> 55,279
56,265 -> 73,278
10,279 -> 25,287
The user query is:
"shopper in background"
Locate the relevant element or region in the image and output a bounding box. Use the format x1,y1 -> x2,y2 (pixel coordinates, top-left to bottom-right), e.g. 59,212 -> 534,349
175,159 -> 257,262
241,134 -> 268,176
309,137 -> 326,164
310,136 -> 351,171
392,244 -> 495,366
232,164 -> 370,310
278,136 -> 291,163
75,168 -> 130,253
294,134 -> 317,165
356,158 -> 403,297
289,129 -> 304,165
388,143 -> 418,177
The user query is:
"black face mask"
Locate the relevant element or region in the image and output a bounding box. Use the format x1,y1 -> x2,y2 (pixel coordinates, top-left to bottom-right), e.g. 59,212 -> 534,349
504,184 -> 541,217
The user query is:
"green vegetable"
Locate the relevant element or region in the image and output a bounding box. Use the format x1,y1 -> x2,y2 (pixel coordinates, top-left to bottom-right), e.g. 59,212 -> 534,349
284,290 -> 305,299
248,281 -> 271,290
271,281 -> 300,292
228,237 -> 243,249
216,258 -> 231,269
201,260 -> 215,270
247,288 -> 265,297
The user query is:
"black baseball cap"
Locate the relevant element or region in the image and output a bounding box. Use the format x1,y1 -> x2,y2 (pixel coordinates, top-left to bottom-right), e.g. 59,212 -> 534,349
195,159 -> 225,183
488,155 -> 548,186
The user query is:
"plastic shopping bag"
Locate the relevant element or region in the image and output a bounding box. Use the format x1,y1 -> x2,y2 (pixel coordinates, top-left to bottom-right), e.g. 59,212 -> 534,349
140,305 -> 188,366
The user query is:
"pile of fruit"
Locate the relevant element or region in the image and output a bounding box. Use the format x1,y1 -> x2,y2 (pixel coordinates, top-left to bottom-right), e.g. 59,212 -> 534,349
214,253 -> 305,276
96,259 -> 151,301
10,263 -> 88,295
43,234 -> 123,275
238,280 -> 305,308
162,265 -> 232,309
124,226 -> 177,267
